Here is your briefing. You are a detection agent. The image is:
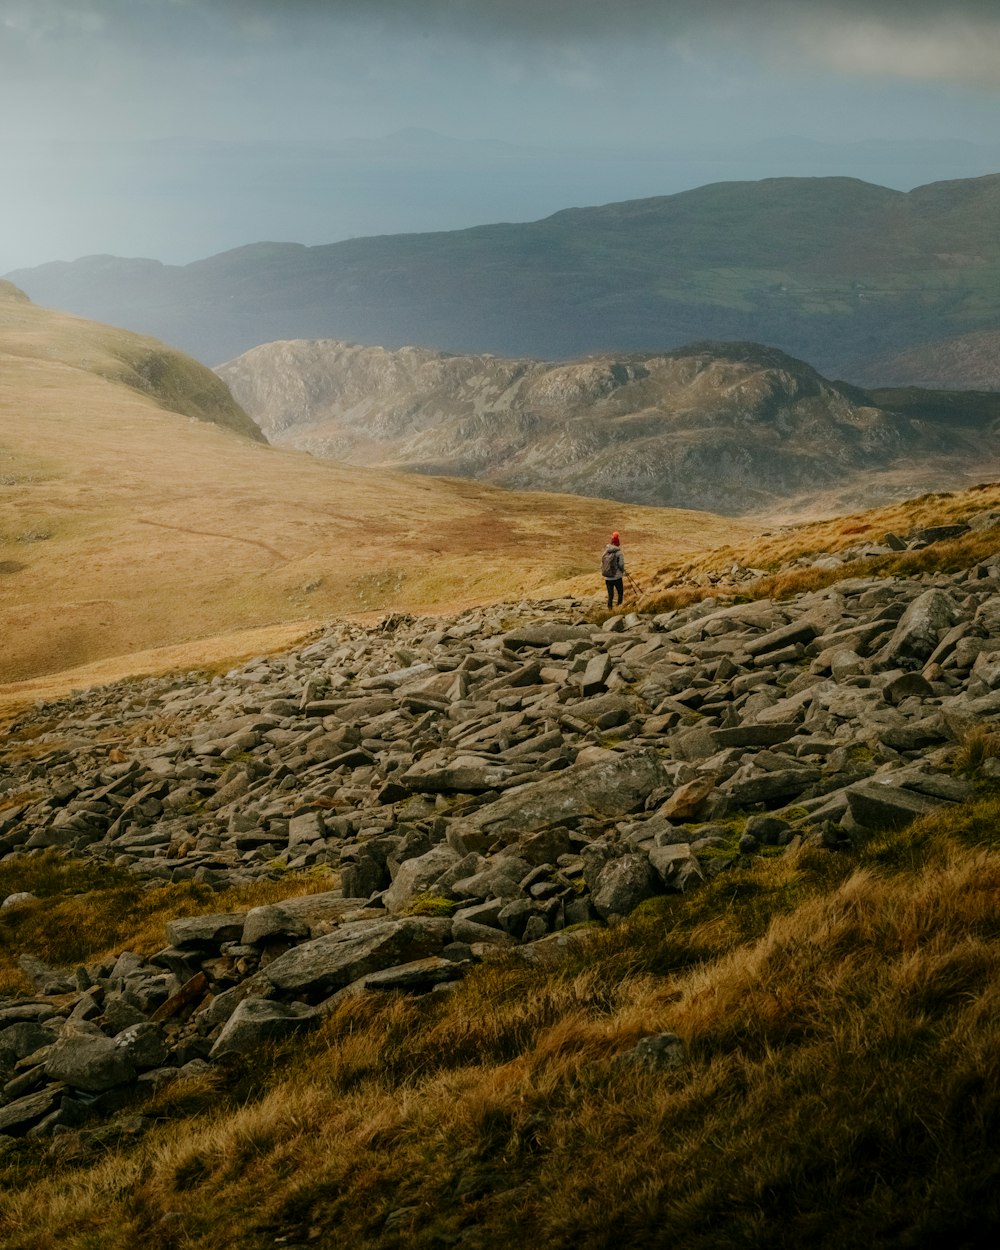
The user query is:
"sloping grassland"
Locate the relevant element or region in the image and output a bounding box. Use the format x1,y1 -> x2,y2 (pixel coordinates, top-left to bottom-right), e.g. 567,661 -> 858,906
2,483 -> 1000,1245
0,287 -> 744,688
0,792 -> 998,1247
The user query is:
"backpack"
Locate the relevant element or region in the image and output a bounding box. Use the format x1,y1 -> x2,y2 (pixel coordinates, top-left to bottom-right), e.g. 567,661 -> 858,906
601,547 -> 619,578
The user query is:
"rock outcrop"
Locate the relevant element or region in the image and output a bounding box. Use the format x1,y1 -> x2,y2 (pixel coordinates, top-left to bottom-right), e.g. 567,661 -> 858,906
216,339 -> 1000,515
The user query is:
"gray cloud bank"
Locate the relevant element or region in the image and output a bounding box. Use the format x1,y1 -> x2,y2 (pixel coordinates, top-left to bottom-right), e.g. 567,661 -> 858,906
4,1 -> 1000,83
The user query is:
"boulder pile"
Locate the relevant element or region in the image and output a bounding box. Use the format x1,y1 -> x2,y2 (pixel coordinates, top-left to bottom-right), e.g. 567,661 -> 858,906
3,537 -> 1000,1137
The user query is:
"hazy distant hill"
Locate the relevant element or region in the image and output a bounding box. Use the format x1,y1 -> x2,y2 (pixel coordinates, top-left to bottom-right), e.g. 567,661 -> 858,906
217,337 -> 1000,516
8,174 -> 1000,378
854,329 -> 1000,392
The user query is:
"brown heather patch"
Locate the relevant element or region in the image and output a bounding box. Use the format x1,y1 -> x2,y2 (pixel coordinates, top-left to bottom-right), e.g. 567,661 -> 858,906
2,801 -> 1000,1246
953,724 -> 1000,776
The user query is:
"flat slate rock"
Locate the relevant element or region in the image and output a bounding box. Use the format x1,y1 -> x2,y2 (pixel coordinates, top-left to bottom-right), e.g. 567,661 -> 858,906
166,913 -> 246,949
263,917 -> 454,999
359,956 -> 467,992
43,1033 -> 136,1093
0,1087 -> 60,1136
467,749 -> 669,842
846,781 -> 950,829
502,623 -> 593,649
210,997 -> 318,1059
711,724 -> 799,748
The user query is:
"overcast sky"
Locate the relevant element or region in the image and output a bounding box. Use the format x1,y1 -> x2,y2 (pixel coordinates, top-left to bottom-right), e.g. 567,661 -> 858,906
2,0 -> 999,272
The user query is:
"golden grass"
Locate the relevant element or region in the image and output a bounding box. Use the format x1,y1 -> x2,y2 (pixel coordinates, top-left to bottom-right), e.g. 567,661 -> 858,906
641,481 -> 1000,612
2,800 -> 1000,1247
0,297 -> 751,690
0,853 -> 337,996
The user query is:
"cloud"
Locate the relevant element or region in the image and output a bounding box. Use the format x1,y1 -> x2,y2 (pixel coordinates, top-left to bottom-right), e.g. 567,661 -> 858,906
2,0 -> 999,88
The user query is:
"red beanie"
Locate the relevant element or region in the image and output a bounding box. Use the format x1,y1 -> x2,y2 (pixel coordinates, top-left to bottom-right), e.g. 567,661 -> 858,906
611,532 -> 620,545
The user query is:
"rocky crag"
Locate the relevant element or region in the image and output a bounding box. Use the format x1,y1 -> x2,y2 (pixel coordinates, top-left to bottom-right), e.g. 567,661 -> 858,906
3,513 -> 1000,1138
216,338 -> 1000,515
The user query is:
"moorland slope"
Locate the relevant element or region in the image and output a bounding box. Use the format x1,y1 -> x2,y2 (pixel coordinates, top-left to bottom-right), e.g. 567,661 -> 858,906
0,289 -> 745,689
217,337 -> 1000,515
8,174 -> 1000,378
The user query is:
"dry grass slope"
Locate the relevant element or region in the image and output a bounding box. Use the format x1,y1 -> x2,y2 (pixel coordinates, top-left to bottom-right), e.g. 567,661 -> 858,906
2,479 -> 1000,1244
0,290 -> 751,694
1,799 -> 999,1248
640,481 -> 1000,614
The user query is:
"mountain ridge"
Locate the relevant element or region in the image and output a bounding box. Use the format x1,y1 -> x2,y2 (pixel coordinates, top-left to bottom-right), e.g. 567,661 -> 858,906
8,173 -> 1000,377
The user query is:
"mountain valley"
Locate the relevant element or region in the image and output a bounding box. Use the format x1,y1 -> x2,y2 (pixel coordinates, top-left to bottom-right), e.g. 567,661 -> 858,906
0,286 -> 743,691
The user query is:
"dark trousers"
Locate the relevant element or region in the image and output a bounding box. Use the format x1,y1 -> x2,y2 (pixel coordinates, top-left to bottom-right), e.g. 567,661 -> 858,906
605,578 -> 623,608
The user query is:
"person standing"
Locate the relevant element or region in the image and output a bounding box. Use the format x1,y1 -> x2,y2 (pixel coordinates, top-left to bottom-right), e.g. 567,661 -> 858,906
601,532 -> 625,610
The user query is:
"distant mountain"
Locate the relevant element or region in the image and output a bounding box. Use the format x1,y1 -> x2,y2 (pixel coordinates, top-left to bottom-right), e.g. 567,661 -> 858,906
8,174 -> 1000,377
855,329 -> 1000,391
216,337 -> 1000,516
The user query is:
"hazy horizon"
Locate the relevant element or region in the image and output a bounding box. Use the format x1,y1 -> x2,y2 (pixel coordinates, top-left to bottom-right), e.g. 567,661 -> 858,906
2,0 -> 999,273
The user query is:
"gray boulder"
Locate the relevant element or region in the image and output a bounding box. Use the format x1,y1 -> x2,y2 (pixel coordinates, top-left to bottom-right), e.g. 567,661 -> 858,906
263,917 -> 453,999
591,854 -> 657,920
0,1021 -> 59,1061
210,997 -> 318,1059
114,1022 -> 169,1070
564,692 -> 635,728
44,1033 -> 136,1092
400,757 -> 520,794
502,623 -> 593,649
877,589 -> 960,669
0,1087 -> 60,1136
467,750 -> 668,844
648,843 -> 701,891
845,781 -> 949,830
242,905 -> 311,946
166,912 -> 246,949
384,845 -> 461,914
359,957 -> 468,992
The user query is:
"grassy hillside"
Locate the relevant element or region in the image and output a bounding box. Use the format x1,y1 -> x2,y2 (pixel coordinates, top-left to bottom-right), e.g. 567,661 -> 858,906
7,174 -> 1000,377
3,477 -> 1000,1245
2,677 -> 1000,1247
0,294 -> 747,690
0,282 -> 262,441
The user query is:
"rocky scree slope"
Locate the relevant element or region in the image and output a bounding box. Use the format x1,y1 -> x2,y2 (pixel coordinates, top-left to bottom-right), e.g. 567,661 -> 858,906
216,339 -> 1000,515
3,516 -> 1000,1136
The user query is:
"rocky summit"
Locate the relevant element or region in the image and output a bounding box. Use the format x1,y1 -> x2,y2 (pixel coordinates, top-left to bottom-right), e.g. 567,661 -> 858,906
216,338 -> 1000,515
3,526 -> 1000,1138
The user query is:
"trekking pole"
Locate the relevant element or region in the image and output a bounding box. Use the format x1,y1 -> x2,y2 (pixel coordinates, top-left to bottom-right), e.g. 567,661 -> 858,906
625,571 -> 643,599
